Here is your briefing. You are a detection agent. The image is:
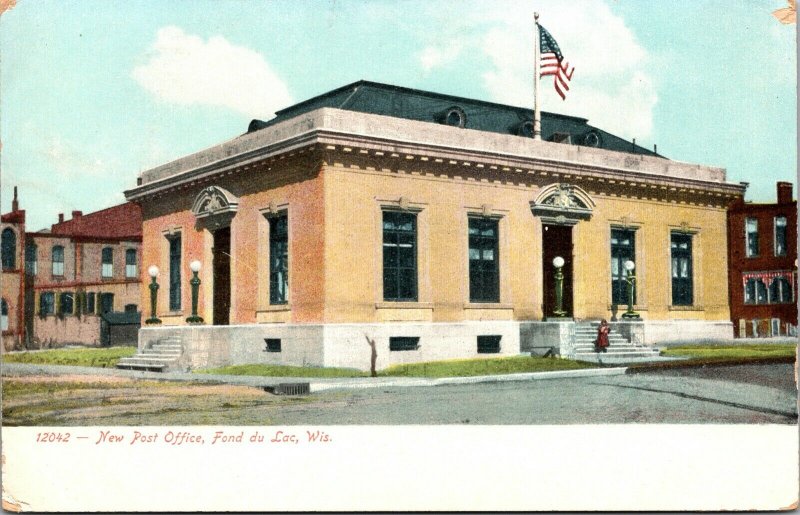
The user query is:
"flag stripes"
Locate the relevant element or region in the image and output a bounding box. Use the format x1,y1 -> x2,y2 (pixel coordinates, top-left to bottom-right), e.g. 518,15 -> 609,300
538,24 -> 574,100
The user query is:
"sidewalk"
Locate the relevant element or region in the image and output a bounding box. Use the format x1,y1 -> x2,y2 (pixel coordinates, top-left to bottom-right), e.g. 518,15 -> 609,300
1,362 -> 627,393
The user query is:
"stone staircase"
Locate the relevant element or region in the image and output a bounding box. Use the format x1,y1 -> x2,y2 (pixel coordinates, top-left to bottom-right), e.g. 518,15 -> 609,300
572,322 -> 662,363
116,336 -> 184,372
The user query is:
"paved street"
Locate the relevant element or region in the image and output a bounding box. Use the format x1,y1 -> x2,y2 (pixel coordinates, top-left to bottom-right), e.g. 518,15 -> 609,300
3,363 -> 795,425
260,363 -> 797,425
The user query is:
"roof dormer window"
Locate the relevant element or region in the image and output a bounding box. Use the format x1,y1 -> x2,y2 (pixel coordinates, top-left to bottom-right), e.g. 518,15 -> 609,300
444,106 -> 466,128
583,131 -> 601,147
550,132 -> 572,144
517,121 -> 535,138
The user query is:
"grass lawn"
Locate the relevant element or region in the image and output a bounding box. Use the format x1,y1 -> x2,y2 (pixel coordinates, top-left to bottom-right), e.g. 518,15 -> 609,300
2,346 -> 137,368
196,364 -> 370,377
198,355 -> 597,378
379,355 -> 596,377
661,344 -> 796,361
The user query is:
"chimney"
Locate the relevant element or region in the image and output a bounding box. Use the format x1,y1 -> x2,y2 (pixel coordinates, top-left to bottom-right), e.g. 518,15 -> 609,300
11,186 -> 18,212
777,182 -> 793,204
71,210 -> 83,219
58,213 -> 64,223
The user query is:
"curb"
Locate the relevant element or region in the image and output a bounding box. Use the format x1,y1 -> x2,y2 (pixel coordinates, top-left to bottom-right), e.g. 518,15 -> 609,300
308,367 -> 628,392
2,362 -> 628,392
626,355 -> 796,373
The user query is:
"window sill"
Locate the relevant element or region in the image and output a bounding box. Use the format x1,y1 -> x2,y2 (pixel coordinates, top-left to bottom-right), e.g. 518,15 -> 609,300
464,303 -> 513,309
608,304 -> 649,311
376,302 -> 433,309
259,305 -> 291,313
668,305 -> 703,311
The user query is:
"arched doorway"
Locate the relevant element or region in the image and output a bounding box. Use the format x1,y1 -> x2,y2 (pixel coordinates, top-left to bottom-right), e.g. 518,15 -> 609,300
192,186 -> 239,326
531,183 -> 595,319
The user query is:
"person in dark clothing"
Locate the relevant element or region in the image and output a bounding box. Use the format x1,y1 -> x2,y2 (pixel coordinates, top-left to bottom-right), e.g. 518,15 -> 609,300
595,319 -> 610,353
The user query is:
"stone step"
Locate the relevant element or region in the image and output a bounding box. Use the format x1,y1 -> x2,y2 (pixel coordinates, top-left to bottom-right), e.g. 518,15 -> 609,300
575,352 -> 661,359
575,349 -> 660,356
149,346 -> 182,353
129,353 -> 181,361
116,362 -> 167,371
118,356 -> 179,364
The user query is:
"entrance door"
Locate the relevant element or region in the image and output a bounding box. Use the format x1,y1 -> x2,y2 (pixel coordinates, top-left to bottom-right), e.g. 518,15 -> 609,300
542,224 -> 573,318
212,227 -> 231,325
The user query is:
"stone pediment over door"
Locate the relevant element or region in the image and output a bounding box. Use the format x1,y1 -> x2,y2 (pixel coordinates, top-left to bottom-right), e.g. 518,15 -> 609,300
192,186 -> 240,229
530,183 -> 595,226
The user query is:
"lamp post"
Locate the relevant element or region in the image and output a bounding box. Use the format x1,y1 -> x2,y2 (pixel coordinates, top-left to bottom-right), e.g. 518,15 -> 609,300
145,265 -> 161,325
621,260 -> 640,319
186,260 -> 204,324
552,256 -> 567,317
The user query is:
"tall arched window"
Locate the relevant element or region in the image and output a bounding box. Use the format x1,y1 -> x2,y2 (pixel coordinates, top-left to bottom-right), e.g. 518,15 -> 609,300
101,247 -> 113,278
2,228 -> 17,270
1,299 -> 8,331
52,246 -> 65,276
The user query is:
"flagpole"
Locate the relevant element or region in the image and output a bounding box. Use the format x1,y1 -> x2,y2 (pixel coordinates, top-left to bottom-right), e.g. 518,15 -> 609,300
533,12 -> 542,140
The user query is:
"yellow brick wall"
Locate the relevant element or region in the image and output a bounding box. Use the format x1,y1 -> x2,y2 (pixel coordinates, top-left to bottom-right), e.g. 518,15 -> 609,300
323,164 -> 730,323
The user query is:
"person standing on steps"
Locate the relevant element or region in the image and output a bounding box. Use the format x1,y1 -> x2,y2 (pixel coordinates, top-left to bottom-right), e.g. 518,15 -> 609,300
595,319 -> 610,353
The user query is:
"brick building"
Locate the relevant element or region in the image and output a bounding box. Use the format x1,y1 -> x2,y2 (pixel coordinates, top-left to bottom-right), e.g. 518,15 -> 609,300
0,196 -> 144,350
125,81 -> 745,371
1,188 -> 27,350
727,182 -> 797,337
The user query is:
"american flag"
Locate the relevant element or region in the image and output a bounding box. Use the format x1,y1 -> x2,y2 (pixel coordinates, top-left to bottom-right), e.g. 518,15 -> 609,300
539,24 -> 574,100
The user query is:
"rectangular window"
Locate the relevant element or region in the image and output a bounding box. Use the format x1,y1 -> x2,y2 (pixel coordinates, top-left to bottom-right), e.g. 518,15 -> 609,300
168,235 -> 181,311
124,304 -> 138,313
39,292 -> 55,315
389,336 -> 420,351
264,338 -> 282,352
86,292 -> 96,314
610,229 -> 636,305
383,211 -> 417,301
774,216 -> 787,257
101,247 -> 113,278
745,218 -> 759,257
59,292 -> 74,316
52,246 -> 64,276
269,215 -> 289,304
99,292 -> 114,314
126,249 -> 138,278
468,217 -> 499,303
477,335 -> 502,354
671,233 -> 693,306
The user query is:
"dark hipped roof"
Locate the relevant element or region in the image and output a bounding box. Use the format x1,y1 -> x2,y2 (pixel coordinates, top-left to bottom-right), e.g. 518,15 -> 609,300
247,80 -> 661,157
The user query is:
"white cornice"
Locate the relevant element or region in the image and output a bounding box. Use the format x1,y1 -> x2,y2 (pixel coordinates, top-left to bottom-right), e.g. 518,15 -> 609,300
125,108 -> 745,202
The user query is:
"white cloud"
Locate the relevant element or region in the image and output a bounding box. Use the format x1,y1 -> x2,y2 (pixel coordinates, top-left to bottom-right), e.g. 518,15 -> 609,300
45,136 -> 108,177
132,26 -> 293,118
419,41 -> 464,71
420,0 -> 658,140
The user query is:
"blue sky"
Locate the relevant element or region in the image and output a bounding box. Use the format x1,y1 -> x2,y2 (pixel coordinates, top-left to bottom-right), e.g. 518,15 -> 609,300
1,0 -> 796,230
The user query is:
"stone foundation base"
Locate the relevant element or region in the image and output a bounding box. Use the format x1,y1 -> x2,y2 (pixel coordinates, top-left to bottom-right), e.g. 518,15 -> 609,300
139,319 -> 735,371
638,320 -> 734,344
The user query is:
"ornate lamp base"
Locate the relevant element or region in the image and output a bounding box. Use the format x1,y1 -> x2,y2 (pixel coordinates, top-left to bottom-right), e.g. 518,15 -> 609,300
185,315 -> 204,324
621,312 -> 641,319
145,318 -> 162,325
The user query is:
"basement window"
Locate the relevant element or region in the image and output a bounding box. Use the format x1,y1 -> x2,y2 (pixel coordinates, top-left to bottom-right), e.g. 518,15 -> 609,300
264,338 -> 282,352
477,335 -> 501,354
389,336 -> 420,352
